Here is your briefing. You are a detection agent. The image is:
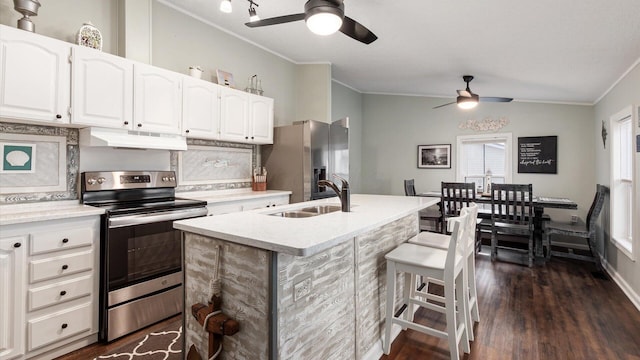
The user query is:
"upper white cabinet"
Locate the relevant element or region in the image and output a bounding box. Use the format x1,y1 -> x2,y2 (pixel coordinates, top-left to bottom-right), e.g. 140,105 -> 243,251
133,63 -> 182,135
71,46 -> 133,129
219,87 -> 249,143
219,87 -> 274,144
181,76 -> 220,139
0,25 -> 70,125
248,94 -> 274,144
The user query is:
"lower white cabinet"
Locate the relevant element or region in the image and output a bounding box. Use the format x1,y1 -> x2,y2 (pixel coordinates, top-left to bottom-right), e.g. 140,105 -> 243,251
0,216 -> 100,360
206,194 -> 290,216
0,236 -> 27,360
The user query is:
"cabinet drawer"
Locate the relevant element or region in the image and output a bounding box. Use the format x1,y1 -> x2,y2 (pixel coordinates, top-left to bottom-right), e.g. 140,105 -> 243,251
28,275 -> 93,311
27,303 -> 92,351
30,226 -> 94,255
29,250 -> 93,283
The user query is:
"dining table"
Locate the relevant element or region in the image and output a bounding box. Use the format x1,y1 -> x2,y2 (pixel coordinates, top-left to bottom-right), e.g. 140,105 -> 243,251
420,191 -> 578,260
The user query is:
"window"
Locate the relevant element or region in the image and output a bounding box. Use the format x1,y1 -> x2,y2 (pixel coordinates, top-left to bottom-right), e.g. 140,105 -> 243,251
457,133 -> 512,192
610,106 -> 634,258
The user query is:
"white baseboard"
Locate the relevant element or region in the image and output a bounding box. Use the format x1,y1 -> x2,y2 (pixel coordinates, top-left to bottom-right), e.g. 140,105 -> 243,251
600,255 -> 640,312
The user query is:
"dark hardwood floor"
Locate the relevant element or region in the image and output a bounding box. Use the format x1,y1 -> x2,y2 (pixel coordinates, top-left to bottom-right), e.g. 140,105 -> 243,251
55,251 -> 640,360
382,251 -> 640,360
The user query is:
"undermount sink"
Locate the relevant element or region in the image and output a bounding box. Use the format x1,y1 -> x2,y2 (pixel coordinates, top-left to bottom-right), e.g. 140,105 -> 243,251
268,204 -> 344,218
299,205 -> 342,214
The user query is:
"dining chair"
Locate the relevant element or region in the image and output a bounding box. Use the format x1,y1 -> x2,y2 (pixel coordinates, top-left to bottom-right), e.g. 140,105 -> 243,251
441,182 -> 487,252
404,179 -> 443,232
543,184 -> 607,268
408,203 -> 480,341
490,183 -> 534,267
383,211 -> 470,359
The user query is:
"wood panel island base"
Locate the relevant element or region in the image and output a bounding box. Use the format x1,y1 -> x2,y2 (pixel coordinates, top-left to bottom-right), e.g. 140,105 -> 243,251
175,194 -> 438,360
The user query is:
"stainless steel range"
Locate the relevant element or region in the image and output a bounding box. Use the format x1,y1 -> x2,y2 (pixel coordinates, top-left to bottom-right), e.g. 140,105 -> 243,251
80,171 -> 207,342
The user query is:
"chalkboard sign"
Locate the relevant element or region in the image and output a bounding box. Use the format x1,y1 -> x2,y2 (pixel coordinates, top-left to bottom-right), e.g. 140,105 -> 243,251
518,136 -> 557,174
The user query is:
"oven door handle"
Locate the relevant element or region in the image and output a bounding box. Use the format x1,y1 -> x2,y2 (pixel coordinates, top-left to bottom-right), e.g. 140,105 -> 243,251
108,207 -> 208,228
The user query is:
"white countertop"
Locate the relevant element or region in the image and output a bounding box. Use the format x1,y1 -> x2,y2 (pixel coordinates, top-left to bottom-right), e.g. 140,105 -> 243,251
178,189 -> 291,204
0,200 -> 105,226
174,194 -> 438,256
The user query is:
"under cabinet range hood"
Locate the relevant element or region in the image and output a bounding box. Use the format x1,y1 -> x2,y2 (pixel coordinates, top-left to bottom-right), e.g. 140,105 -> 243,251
79,127 -> 188,151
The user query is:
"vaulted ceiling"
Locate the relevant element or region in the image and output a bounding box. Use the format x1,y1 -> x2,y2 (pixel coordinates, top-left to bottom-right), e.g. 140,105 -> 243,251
160,0 -> 640,105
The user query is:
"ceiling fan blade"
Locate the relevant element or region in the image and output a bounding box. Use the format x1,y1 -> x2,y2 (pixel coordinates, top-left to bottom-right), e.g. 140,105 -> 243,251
457,89 -> 472,97
245,13 -> 305,28
339,16 -> 377,44
433,101 -> 456,109
479,97 -> 513,103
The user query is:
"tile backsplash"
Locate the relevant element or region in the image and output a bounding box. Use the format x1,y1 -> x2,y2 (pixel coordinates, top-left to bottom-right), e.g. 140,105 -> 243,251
0,123 -> 79,204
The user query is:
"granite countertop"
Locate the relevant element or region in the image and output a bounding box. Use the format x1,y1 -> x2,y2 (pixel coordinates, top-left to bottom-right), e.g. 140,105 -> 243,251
178,189 -> 292,204
0,200 -> 105,226
174,194 -> 438,256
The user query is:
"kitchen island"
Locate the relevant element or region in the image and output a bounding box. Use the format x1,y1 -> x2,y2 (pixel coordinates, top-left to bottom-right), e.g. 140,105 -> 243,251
174,194 -> 438,360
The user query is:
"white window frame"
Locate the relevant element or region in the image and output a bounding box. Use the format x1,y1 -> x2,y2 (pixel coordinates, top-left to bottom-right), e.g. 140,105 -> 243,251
456,133 -> 513,186
609,106 -> 635,260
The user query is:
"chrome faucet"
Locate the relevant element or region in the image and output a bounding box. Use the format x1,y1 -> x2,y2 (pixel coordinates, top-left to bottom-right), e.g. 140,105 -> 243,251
319,174 -> 351,212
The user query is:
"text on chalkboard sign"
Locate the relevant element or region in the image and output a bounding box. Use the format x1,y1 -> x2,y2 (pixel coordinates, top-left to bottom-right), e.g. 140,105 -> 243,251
518,136 -> 557,174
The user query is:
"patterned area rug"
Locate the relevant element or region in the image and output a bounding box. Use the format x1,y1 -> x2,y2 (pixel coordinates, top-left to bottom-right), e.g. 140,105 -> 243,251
94,321 -> 182,360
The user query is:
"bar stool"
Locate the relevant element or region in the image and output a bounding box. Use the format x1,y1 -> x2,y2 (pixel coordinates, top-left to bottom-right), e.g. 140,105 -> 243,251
408,203 -> 480,341
383,211 -> 470,359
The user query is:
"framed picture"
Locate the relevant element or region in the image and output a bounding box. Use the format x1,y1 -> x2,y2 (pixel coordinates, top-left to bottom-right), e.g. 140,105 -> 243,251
216,69 -> 234,87
418,144 -> 451,169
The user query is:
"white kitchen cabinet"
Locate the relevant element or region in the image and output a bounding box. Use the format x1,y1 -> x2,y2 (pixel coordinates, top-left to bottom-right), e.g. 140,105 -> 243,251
219,87 -> 249,143
0,216 -> 100,360
206,194 -> 290,216
0,236 -> 27,360
248,94 -> 274,144
71,46 -> 133,129
219,87 -> 274,144
133,63 -> 182,135
182,76 -> 220,139
0,25 -> 70,125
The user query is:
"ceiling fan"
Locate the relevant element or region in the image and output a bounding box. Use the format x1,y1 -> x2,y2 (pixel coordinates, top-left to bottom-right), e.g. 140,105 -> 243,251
244,0 -> 378,44
433,75 -> 513,109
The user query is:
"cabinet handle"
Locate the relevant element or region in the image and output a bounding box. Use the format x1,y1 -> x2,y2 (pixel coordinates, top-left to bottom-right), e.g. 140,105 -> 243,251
60,290 -> 67,296
245,136 -> 249,139
185,129 -> 190,133
124,121 -> 129,125
13,242 -> 21,248
61,264 -> 69,270
62,238 -> 69,244
251,136 -> 254,139
137,123 -> 142,128
266,204 -> 270,207
56,114 -> 62,119
61,323 -> 68,329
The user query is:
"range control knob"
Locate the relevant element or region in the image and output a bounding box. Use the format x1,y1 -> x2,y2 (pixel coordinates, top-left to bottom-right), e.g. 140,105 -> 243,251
87,178 -> 97,185
169,176 -> 176,181
162,176 -> 169,182
97,177 -> 106,184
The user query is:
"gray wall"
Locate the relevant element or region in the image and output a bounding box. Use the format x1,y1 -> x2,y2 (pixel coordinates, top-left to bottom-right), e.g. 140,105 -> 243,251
152,1 -> 297,126
360,94 -> 595,222
594,62 -> 640,307
331,81 -> 363,193
0,0 -> 119,54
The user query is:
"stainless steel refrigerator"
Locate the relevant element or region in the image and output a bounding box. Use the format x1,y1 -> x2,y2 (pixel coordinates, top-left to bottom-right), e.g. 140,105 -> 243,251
263,119 -> 349,203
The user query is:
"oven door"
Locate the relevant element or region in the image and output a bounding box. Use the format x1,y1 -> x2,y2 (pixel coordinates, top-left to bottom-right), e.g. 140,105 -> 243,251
100,207 -> 207,341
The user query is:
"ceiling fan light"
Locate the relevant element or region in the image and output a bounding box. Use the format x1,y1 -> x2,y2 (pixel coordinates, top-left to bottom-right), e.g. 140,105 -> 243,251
306,12 -> 343,35
220,0 -> 232,13
248,7 -> 259,22
457,95 -> 479,109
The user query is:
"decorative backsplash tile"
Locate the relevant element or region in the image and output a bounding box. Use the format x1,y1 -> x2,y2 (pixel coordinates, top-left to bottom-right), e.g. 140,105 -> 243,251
171,139 -> 257,192
0,123 -> 79,204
